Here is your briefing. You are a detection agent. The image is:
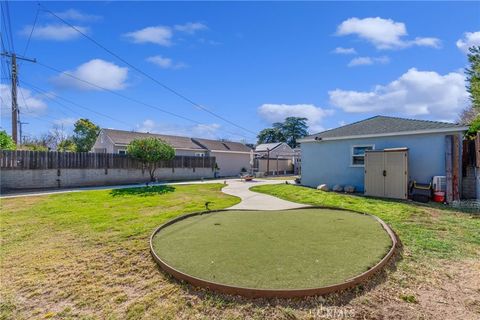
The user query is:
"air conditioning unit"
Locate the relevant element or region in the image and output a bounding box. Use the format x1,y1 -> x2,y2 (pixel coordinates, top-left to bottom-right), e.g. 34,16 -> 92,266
432,176 -> 446,192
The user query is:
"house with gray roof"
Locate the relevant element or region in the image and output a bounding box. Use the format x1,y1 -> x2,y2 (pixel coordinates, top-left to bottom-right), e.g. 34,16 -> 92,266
298,116 -> 468,199
192,138 -> 252,177
91,129 -> 252,177
255,142 -> 295,159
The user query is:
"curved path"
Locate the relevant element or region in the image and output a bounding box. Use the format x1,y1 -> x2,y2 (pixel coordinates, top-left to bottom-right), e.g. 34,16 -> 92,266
222,179 -> 307,210
1,177 -> 305,211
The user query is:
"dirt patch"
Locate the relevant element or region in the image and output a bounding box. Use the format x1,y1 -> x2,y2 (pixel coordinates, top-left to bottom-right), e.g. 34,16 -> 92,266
349,259 -> 480,320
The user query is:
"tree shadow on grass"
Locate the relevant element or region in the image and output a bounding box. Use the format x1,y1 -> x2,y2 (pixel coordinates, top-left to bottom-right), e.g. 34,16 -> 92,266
110,185 -> 176,197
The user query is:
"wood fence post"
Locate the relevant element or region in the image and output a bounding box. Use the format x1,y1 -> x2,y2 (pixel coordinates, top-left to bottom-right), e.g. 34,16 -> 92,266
445,135 -> 453,203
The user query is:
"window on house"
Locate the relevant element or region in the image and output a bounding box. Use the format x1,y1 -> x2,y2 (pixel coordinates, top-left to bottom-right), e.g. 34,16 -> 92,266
351,145 -> 374,166
118,149 -> 127,155
195,152 -> 205,157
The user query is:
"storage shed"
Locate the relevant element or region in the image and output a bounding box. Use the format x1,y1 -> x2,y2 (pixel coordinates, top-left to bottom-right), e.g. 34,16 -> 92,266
299,116 -> 468,200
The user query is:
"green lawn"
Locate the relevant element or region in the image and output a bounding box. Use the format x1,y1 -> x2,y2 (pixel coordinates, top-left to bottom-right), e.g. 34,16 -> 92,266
1,183 -> 479,319
250,184 -> 480,260
0,184 -> 240,320
152,208 -> 392,289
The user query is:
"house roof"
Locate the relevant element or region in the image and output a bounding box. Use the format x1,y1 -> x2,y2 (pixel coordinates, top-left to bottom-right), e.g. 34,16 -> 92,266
102,129 -> 205,150
192,138 -> 252,153
301,116 -> 467,141
255,142 -> 283,152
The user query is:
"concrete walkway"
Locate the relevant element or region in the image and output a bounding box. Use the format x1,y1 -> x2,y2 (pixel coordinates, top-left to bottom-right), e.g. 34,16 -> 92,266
222,180 -> 307,210
1,178 -> 306,211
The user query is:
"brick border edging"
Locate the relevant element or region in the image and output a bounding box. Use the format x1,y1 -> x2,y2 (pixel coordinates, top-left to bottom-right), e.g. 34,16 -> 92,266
149,207 -> 399,298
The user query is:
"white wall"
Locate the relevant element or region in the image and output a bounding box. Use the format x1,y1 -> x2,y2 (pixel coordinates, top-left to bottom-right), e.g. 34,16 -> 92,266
213,152 -> 251,177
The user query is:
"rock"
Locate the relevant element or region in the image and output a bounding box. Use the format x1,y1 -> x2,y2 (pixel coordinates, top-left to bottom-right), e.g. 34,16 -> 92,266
344,185 -> 355,193
332,185 -> 344,192
317,184 -> 329,191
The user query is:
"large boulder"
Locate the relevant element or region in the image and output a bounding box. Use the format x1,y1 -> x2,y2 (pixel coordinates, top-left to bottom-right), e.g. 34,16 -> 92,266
332,185 -> 344,192
344,185 -> 356,193
317,184 -> 329,191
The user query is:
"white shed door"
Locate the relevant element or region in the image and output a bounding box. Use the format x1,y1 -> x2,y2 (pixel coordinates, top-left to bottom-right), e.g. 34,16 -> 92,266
384,151 -> 408,199
364,152 -> 385,198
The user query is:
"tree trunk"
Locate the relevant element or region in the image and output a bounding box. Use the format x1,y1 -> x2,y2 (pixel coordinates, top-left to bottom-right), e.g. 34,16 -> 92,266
149,164 -> 156,182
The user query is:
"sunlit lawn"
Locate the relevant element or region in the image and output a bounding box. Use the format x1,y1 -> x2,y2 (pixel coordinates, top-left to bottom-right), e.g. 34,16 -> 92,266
0,184 -> 240,320
1,183 -> 479,320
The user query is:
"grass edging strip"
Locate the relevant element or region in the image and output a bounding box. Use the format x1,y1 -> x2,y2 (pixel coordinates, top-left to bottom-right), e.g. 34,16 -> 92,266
149,207 -> 399,298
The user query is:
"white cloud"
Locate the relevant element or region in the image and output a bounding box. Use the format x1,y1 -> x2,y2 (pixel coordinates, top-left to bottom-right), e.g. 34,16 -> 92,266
257,104 -> 334,132
174,22 -> 207,34
336,17 -> 440,50
410,37 -> 441,48
192,123 -> 221,139
125,22 -> 208,46
348,56 -> 390,67
124,26 -> 173,46
53,117 -> 77,127
333,47 -> 357,55
146,55 -> 187,69
328,68 -> 468,121
54,9 -> 102,22
53,59 -> 128,91
0,84 -> 48,116
21,24 -> 88,41
137,119 -> 221,139
456,31 -> 480,53
138,119 -> 156,132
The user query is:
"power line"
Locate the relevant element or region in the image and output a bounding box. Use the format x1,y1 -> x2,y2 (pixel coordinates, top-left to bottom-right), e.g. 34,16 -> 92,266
2,1 -> 15,52
39,2 -> 257,136
22,7 -> 39,58
34,60 -> 251,139
21,79 -> 134,127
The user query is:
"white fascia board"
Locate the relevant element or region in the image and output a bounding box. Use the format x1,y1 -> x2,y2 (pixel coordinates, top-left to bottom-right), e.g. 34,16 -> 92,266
113,143 -> 206,152
298,127 -> 469,143
210,150 -> 252,154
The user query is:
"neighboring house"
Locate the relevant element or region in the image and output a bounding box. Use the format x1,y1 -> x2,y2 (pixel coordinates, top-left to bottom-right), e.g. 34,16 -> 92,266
254,142 -> 296,175
299,116 -> 468,198
92,129 -> 207,156
91,129 -> 252,177
255,142 -> 295,159
192,138 -> 252,177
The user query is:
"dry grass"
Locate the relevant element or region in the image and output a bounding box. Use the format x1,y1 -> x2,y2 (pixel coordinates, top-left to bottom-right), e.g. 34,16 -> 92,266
1,183 -> 479,319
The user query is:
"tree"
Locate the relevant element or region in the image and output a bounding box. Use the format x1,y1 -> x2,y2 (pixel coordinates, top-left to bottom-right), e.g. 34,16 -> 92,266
463,46 -> 480,139
465,116 -> 480,139
0,130 -> 15,150
257,128 -> 285,145
256,117 -> 309,148
280,117 -> 308,148
20,138 -> 49,151
127,137 -> 175,182
459,105 -> 479,125
73,119 -> 100,152
57,139 -> 76,152
466,46 -> 480,110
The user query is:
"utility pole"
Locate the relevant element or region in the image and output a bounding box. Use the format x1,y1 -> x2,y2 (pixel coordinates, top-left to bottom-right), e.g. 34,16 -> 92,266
18,121 -> 28,144
1,52 -> 36,145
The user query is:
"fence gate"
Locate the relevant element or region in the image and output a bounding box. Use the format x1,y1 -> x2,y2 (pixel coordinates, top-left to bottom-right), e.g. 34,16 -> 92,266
364,148 -> 408,200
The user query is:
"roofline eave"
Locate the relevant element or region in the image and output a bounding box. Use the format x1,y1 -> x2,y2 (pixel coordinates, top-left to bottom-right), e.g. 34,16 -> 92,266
298,126 -> 469,143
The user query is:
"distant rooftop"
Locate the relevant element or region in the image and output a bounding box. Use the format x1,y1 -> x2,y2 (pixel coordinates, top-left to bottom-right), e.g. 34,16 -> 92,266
255,142 -> 284,152
102,128 -> 251,152
192,138 -> 252,153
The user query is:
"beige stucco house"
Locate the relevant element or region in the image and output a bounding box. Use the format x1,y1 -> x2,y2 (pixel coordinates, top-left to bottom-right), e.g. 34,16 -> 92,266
91,129 -> 252,177
192,138 -> 252,177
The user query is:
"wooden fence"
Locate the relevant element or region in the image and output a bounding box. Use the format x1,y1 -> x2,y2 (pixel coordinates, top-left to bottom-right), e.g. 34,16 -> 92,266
0,150 -> 215,170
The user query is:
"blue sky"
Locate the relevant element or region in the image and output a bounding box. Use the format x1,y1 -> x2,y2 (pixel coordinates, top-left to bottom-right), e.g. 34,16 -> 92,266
1,1 -> 479,143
